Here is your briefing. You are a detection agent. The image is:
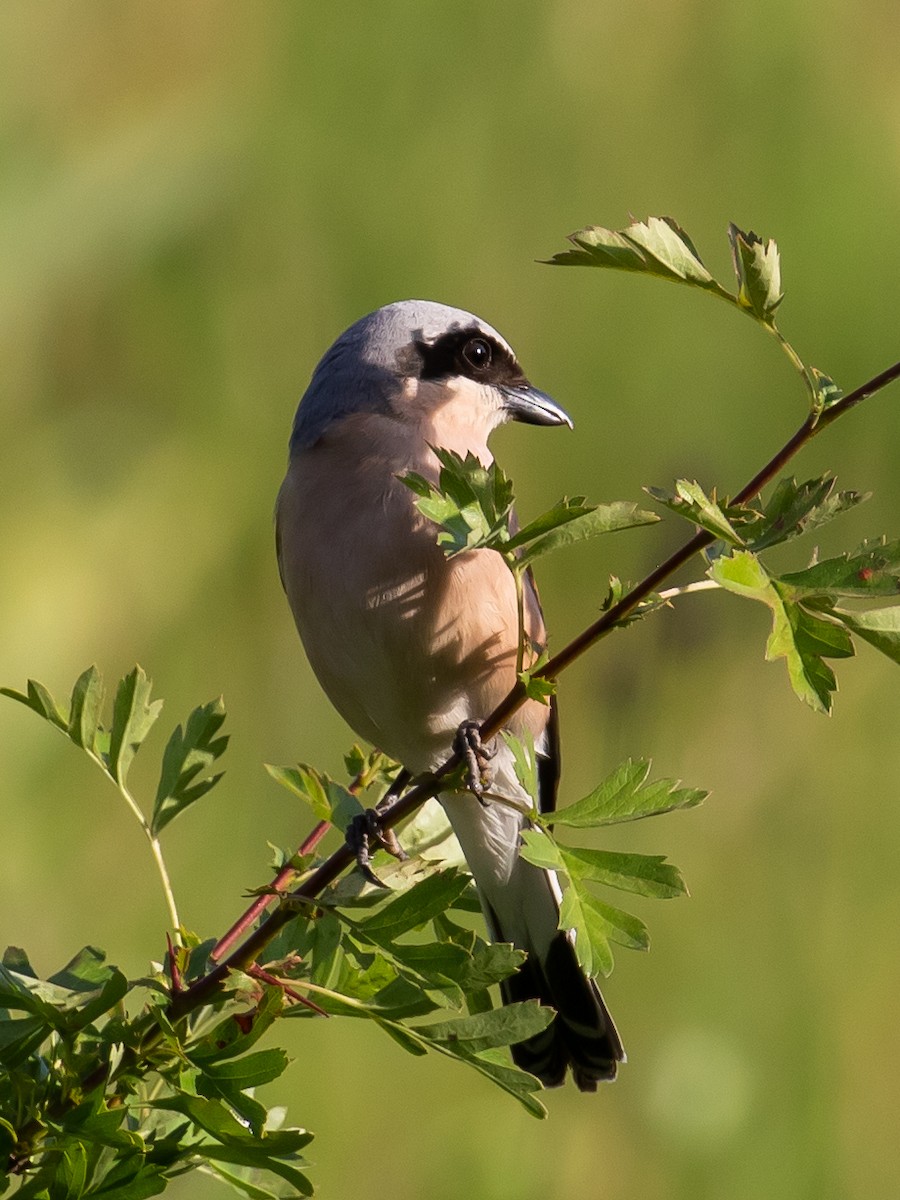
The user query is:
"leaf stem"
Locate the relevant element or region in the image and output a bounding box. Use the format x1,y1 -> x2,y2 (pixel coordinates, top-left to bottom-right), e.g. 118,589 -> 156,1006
767,324 -> 816,405
513,566 -> 526,677
117,774 -> 181,940
657,580 -> 721,601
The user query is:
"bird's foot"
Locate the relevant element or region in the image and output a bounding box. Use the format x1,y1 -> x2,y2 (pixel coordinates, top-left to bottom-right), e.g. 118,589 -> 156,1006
346,794 -> 409,888
454,720 -> 496,803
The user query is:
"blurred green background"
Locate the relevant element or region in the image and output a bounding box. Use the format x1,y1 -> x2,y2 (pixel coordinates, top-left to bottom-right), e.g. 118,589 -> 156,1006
3,3 -> 900,1197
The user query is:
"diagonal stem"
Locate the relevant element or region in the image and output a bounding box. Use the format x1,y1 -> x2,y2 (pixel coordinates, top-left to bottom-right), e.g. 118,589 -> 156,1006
169,357 -> 900,1020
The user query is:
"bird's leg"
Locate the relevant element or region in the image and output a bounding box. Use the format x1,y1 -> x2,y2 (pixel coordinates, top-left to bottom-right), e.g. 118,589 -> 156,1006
346,769 -> 410,887
454,720 -> 497,803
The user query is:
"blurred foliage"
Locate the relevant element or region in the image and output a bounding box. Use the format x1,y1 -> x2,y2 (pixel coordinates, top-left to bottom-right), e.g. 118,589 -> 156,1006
3,3 -> 900,1198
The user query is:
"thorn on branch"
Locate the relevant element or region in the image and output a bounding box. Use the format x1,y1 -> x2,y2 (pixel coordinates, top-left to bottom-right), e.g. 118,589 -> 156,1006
247,963 -> 328,1016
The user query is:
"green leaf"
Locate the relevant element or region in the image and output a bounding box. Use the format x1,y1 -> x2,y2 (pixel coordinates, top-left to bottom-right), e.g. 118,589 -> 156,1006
0,1015 -> 50,1068
54,1140 -> 88,1200
450,1047 -> 548,1118
549,216 -> 734,300
502,731 -> 538,805
621,216 -> 718,287
517,660 -> 556,706
778,538 -> 900,599
401,449 -> 514,556
193,1147 -> 312,1198
48,945 -> 114,992
743,475 -> 868,552
67,665 -> 104,753
147,1094 -> 309,1155
519,828 -> 565,873
420,1000 -> 554,1053
151,698 -> 228,836
356,869 -> 472,943
91,1167 -> 168,1199
600,575 -> 670,628
710,550 -> 854,712
560,886 -> 649,979
265,763 -> 364,833
559,887 -> 613,978
646,480 -> 743,545
547,224 -> 651,271
514,501 -> 659,567
199,1048 -> 290,1092
831,606 -> 900,665
808,366 -> 844,412
0,677 -> 68,732
728,223 -> 783,321
107,667 -> 162,787
560,846 -> 688,899
549,759 -> 706,828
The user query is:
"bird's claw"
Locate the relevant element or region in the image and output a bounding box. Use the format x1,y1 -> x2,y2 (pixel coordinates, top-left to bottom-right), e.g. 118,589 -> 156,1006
455,720 -> 496,803
346,807 -> 408,888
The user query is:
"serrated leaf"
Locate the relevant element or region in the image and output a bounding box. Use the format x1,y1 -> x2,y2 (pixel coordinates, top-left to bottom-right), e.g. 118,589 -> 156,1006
549,759 -> 706,828
107,667 -> 162,787
710,550 -> 854,712
621,216 -> 717,286
551,224 -> 651,271
559,887 -> 613,978
830,606 -> 900,666
54,1139 -> 88,1200
779,538 -> 900,599
559,846 -> 687,899
728,223 -> 783,321
265,763 -> 364,833
151,698 -> 228,836
809,366 -> 844,412
549,218 -> 724,292
744,475 -> 868,552
560,884 -> 649,979
400,449 -> 514,556
421,1000 -> 554,1053
460,941 -> 525,992
514,501 -> 658,567
646,480 -> 743,545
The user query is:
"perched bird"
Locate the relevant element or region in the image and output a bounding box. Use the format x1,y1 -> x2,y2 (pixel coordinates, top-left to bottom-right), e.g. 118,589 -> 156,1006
276,300 -> 624,1088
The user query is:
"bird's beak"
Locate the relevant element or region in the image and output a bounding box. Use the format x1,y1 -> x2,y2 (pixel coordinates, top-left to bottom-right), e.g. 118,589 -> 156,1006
501,384 -> 573,428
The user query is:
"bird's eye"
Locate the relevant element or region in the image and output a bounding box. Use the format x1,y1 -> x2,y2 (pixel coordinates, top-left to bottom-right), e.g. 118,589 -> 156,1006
461,337 -> 492,372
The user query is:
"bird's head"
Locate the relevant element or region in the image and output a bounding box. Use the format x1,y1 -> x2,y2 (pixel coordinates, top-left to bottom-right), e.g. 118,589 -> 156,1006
289,300 -> 571,455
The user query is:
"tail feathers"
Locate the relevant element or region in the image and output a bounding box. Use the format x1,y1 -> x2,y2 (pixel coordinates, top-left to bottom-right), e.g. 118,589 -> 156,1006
498,927 -> 625,1091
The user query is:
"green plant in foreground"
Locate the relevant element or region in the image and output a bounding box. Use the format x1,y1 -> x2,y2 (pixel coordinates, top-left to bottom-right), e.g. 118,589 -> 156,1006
3,217 -> 900,1197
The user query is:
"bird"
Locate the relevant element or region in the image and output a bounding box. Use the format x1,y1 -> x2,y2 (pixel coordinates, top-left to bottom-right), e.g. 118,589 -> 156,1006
275,299 -> 624,1089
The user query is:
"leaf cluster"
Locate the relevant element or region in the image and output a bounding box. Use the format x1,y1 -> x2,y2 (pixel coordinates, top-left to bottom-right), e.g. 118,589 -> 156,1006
1,667 -> 227,840
516,754 -> 704,978
646,475 -> 900,712
402,448 -> 658,568
0,943 -> 311,1198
